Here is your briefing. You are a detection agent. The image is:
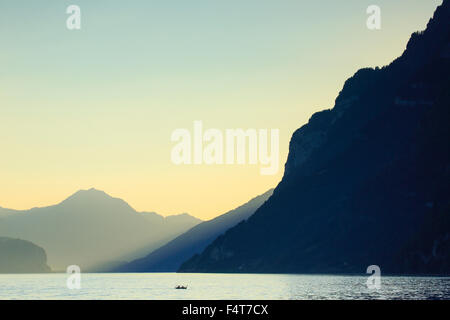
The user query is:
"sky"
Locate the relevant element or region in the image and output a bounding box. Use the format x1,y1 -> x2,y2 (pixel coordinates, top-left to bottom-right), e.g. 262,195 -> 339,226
0,0 -> 443,219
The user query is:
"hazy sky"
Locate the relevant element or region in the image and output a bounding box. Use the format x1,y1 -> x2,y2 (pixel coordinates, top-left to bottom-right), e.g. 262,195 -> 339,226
0,0 -> 442,219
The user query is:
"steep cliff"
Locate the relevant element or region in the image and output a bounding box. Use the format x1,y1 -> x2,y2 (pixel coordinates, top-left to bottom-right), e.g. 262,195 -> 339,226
179,1 -> 450,274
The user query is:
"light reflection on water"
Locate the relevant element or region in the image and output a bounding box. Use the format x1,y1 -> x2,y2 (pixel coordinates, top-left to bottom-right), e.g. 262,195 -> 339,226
0,273 -> 449,300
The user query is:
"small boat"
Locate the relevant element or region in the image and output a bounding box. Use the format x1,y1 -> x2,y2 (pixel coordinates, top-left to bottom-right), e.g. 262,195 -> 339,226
175,285 -> 188,289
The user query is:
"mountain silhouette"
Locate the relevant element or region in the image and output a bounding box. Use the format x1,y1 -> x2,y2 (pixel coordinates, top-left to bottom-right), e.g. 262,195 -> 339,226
114,189 -> 273,272
0,237 -> 51,273
0,188 -> 201,271
179,1 -> 450,275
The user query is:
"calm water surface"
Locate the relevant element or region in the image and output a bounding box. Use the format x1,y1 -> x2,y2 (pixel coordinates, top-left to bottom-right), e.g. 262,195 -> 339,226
0,273 -> 449,300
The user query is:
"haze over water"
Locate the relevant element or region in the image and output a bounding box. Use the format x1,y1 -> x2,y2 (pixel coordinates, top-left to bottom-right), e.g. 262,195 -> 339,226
0,273 -> 449,300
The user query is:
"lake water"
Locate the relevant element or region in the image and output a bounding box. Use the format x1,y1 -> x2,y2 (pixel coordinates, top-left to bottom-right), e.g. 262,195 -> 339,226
0,273 -> 449,300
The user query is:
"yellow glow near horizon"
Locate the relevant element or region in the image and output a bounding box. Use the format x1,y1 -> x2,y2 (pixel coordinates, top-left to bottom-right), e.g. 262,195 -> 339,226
0,0 -> 442,219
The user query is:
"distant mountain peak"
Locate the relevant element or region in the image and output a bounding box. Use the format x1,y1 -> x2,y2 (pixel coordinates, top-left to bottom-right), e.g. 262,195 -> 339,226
64,188 -> 117,201
167,212 -> 197,218
0,189 -> 204,271
58,188 -> 135,212
170,212 -> 190,217
74,187 -> 110,196
164,212 -> 203,223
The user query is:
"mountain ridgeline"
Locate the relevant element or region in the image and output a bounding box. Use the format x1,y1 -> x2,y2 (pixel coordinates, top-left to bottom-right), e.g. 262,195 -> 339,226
179,1 -> 450,275
114,189 -> 273,272
0,189 -> 201,271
